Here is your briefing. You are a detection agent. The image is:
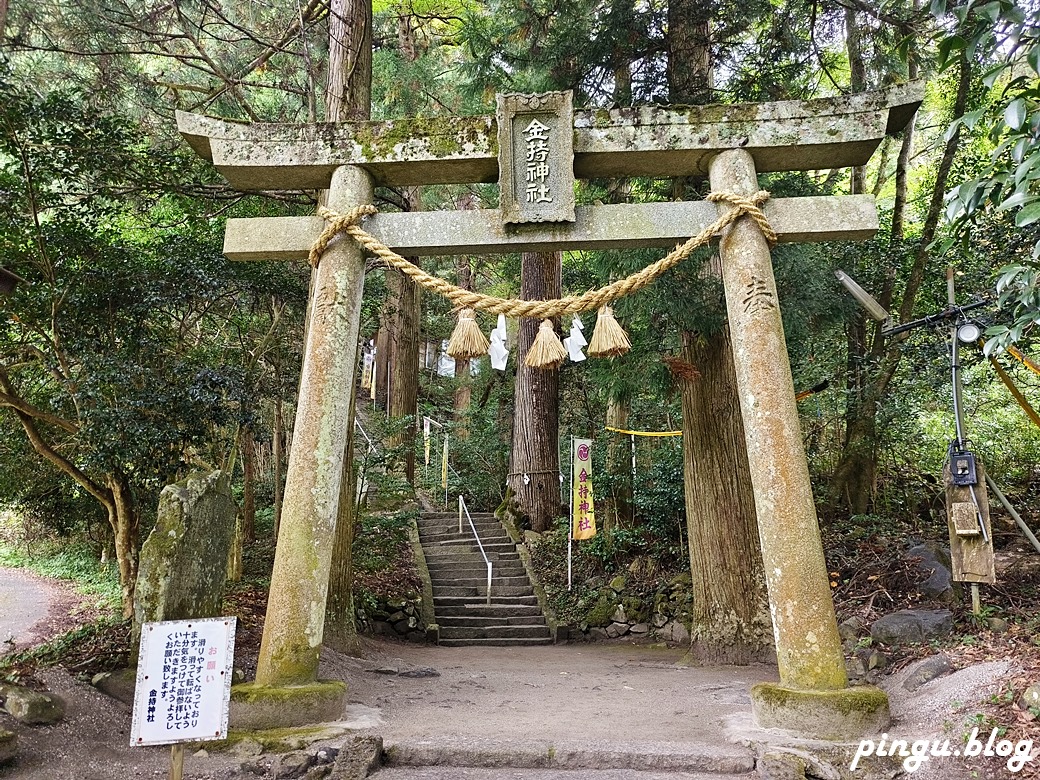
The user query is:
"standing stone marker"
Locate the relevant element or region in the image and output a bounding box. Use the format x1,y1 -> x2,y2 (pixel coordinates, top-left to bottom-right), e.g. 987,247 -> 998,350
177,84 -> 922,736
133,471 -> 238,643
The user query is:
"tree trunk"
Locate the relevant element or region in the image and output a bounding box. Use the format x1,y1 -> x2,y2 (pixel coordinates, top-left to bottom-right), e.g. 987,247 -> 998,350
679,325 -> 771,663
384,16 -> 424,483
845,7 -> 868,195
830,407 -> 878,515
109,472 -> 139,620
891,53 -> 919,242
325,343 -> 362,655
374,321 -> 391,411
507,252 -> 562,532
240,424 -> 256,544
829,52 -> 969,513
326,0 -> 371,122
273,391 -> 284,538
666,0 -> 713,105
387,184 -> 422,485
604,394 -> 632,532
321,0 -> 371,649
668,1 -> 770,663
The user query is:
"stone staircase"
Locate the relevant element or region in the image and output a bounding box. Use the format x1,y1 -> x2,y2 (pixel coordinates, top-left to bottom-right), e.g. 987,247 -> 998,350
417,511 -> 552,647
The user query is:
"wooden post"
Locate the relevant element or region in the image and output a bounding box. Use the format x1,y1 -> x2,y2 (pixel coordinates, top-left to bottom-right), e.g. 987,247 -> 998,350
945,461 -> 995,585
944,268 -> 995,590
255,165 -> 373,687
169,743 -> 184,780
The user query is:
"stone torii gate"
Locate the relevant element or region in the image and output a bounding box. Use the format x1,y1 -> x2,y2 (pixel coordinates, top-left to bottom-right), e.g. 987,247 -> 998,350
178,83 -> 921,737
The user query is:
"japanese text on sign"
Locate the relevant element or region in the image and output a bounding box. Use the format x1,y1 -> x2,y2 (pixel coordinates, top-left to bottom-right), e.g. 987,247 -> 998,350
523,119 -> 553,204
131,617 -> 236,747
571,439 -> 597,540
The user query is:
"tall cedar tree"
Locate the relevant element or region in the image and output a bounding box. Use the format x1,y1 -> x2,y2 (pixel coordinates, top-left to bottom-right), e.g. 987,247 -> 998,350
324,0 -> 373,656
668,0 -> 772,664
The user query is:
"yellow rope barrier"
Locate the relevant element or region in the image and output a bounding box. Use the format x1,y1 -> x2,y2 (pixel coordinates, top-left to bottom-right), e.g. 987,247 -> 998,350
1007,345 -> 1040,378
605,426 -> 683,437
309,192 -> 776,319
989,356 -> 1040,430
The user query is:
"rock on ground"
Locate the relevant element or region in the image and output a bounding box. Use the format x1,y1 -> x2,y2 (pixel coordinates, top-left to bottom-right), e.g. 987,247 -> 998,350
870,609 -> 953,645
0,685 -> 65,725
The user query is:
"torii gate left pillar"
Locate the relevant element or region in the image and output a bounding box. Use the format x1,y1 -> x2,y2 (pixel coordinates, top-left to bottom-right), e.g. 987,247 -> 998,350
230,166 -> 373,727
179,84 -> 920,736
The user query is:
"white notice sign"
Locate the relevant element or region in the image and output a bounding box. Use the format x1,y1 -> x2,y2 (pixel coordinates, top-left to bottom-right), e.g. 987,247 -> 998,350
130,617 -> 236,746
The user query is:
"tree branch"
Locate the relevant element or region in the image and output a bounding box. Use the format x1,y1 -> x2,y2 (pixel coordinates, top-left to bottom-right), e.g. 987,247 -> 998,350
0,391 -> 78,434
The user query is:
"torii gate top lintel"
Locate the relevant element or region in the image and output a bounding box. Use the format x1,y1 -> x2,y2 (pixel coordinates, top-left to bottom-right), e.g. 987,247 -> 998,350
176,81 -> 922,192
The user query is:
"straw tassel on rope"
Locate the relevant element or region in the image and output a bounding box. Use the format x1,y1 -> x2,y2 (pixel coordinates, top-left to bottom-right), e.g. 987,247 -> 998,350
525,319 -> 568,368
587,305 -> 631,358
446,308 -> 489,360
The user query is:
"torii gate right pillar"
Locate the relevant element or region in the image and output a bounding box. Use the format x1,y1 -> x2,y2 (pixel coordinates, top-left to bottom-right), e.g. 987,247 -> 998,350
711,149 -> 890,738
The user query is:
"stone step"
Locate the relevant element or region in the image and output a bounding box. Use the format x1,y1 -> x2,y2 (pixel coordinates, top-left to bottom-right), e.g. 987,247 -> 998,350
434,604 -> 543,618
418,514 -> 501,524
424,540 -> 516,552
440,624 -> 550,640
437,637 -> 554,647
433,595 -> 539,607
419,530 -> 509,543
419,531 -> 513,544
374,769 -> 753,780
420,510 -> 548,648
422,544 -> 520,557
426,562 -> 527,575
431,575 -> 532,587
418,519 -> 500,530
379,737 -> 757,775
422,551 -> 520,563
437,614 -> 547,627
433,584 -> 534,598
420,512 -> 497,520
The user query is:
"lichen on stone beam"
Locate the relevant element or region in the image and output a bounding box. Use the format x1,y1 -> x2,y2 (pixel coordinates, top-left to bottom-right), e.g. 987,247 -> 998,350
176,82 -> 923,191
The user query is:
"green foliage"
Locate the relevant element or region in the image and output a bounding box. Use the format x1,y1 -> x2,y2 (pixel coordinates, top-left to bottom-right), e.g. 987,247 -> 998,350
933,1 -> 1040,349
353,508 -> 417,574
0,67 -> 307,550
352,507 -> 422,609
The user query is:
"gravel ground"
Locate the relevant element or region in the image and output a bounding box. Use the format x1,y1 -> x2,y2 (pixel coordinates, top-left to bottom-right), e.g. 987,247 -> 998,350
0,571 -> 1030,780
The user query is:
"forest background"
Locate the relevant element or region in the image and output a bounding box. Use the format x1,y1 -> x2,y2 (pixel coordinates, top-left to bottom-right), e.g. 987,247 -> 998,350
0,0 -> 1038,662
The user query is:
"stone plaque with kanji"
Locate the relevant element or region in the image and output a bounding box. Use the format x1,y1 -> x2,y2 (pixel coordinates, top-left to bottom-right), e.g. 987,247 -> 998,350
497,91 -> 575,224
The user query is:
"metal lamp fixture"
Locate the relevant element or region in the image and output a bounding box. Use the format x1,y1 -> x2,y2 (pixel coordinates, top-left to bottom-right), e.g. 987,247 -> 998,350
834,270 -> 890,323
956,322 -> 982,344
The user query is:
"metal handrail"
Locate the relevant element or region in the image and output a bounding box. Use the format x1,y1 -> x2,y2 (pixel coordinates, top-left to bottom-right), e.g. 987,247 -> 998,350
458,495 -> 492,606
354,418 -> 376,454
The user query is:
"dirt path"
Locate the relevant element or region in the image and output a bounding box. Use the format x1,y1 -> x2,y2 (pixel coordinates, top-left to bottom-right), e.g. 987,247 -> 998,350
0,633 -> 1018,779
0,566 -> 80,652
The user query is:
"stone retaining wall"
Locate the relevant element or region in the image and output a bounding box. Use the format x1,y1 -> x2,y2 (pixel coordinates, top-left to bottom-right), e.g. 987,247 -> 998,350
356,593 -> 426,643
571,572 -> 694,644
